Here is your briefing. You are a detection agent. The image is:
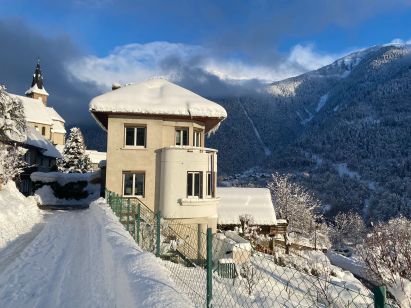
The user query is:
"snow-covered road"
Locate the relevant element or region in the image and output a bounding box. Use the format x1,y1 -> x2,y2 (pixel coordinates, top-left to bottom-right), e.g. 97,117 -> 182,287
0,200 -> 191,308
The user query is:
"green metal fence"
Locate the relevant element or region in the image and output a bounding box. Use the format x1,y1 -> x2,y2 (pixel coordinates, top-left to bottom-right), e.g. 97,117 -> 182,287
105,190 -> 393,308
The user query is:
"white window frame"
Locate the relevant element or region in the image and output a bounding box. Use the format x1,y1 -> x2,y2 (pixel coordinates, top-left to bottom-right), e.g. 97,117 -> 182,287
175,128 -> 189,146
206,172 -> 215,197
187,171 -> 203,198
193,130 -> 201,147
123,172 -> 145,197
124,126 -> 146,148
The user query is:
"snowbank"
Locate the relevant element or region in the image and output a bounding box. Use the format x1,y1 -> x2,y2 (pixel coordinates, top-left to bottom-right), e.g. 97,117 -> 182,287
0,181 -> 42,249
92,199 -> 193,307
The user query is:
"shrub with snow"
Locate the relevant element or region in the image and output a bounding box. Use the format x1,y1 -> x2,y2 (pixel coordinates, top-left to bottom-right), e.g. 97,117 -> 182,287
58,127 -> 92,173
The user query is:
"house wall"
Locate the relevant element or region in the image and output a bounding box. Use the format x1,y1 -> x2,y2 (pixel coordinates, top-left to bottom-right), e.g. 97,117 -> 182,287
29,93 -> 48,106
106,114 -> 218,229
27,121 -> 52,140
51,132 -> 65,145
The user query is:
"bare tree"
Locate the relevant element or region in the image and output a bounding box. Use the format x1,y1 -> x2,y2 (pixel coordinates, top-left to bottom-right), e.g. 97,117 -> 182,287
240,261 -> 260,297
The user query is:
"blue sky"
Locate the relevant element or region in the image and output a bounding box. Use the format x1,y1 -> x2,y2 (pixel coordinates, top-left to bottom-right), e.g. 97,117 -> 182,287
0,0 -> 410,123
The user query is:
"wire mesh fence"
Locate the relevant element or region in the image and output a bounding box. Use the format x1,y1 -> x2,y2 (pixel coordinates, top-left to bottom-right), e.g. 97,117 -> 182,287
105,190 -> 391,308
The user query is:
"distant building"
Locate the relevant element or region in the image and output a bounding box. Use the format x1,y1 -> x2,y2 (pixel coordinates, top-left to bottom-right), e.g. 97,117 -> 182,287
89,78 -> 227,231
16,60 -> 67,145
8,60 -> 67,194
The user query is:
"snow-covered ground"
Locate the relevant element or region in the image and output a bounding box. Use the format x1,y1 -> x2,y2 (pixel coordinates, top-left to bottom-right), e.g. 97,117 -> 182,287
0,198 -> 192,308
0,181 -> 43,249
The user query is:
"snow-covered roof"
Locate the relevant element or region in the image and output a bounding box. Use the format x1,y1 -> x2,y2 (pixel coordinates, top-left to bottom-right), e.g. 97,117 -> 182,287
85,150 -> 107,165
25,83 -> 49,96
16,95 -> 53,125
13,94 -> 66,134
46,107 -> 65,123
89,78 -> 227,133
25,127 -> 62,158
217,187 -> 277,225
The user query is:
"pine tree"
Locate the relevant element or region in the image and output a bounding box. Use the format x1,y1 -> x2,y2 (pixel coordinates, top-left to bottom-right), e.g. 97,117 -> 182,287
58,127 -> 92,173
0,85 -> 27,188
0,85 -> 27,143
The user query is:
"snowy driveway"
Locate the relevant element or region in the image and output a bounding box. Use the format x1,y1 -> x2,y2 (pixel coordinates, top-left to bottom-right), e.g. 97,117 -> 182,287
0,200 -> 192,308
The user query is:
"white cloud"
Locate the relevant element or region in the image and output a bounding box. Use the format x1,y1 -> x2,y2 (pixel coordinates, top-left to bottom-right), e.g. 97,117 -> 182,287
387,38 -> 411,46
66,41 -> 343,90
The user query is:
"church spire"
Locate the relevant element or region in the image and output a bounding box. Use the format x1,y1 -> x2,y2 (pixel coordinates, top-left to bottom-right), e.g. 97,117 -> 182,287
25,58 -> 49,106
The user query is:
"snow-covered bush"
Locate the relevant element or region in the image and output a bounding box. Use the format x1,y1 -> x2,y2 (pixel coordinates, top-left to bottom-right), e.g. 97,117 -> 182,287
58,127 -> 92,173
0,85 -> 26,143
31,171 -> 100,206
330,211 -> 366,249
0,144 -> 27,188
360,216 -> 411,307
267,173 -> 328,253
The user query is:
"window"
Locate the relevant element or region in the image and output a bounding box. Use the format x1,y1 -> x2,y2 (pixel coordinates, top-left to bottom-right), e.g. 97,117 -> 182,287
175,128 -> 189,146
125,126 -> 146,147
35,125 -> 39,131
123,172 -> 145,197
193,130 -> 201,147
41,127 -> 46,136
187,171 -> 203,198
206,172 -> 215,197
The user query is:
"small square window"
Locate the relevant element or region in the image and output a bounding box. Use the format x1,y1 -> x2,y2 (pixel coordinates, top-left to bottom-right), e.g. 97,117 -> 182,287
123,172 -> 145,197
176,128 -> 189,146
125,126 -> 146,147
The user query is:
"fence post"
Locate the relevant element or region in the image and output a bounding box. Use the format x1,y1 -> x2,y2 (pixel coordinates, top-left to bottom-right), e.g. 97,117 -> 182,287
136,203 -> 141,244
373,285 -> 386,308
156,211 -> 161,257
206,227 -> 213,308
126,198 -> 130,231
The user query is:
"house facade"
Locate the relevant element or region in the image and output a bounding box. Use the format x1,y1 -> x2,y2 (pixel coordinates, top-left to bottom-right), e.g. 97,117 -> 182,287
89,79 -> 227,231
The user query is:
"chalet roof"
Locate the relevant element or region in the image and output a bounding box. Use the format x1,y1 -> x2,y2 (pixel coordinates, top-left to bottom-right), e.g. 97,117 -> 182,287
89,78 -> 227,133
217,187 -> 277,226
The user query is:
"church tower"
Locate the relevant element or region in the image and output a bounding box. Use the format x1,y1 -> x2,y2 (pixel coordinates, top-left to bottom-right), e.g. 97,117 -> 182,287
25,59 -> 49,106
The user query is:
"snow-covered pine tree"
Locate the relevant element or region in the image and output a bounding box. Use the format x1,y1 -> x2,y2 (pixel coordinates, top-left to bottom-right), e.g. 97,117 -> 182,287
0,144 -> 27,187
58,127 -> 92,173
0,85 -> 26,143
0,85 -> 27,189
